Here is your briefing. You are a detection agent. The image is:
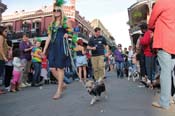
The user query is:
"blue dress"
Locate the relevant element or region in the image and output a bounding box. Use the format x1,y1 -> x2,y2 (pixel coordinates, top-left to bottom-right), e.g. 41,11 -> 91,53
48,26 -> 70,69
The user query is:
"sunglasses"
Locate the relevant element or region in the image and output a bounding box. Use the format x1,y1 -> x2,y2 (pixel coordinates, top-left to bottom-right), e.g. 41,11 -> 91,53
53,9 -> 61,12
4,30 -> 8,33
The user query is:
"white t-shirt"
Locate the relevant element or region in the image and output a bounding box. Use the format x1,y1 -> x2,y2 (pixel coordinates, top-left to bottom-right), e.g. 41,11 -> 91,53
128,50 -> 133,61
13,57 -> 23,72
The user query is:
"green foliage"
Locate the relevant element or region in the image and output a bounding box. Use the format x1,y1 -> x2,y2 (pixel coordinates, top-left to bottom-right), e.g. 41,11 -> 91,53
132,11 -> 142,18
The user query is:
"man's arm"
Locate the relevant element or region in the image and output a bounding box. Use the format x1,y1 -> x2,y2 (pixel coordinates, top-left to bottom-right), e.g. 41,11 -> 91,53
87,38 -> 96,50
19,42 -> 33,52
140,31 -> 152,45
24,47 -> 33,52
87,46 -> 96,50
148,1 -> 164,29
103,37 -> 108,56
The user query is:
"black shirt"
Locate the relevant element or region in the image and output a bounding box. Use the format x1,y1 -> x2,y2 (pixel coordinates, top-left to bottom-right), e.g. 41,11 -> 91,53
76,51 -> 83,56
88,35 -> 107,56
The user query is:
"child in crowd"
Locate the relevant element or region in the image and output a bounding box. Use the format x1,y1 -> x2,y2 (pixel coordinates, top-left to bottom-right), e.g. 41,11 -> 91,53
41,55 -> 49,84
10,49 -> 23,92
31,38 -> 42,87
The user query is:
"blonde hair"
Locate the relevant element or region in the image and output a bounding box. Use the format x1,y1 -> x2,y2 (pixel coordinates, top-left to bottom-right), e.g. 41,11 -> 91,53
52,4 -> 65,26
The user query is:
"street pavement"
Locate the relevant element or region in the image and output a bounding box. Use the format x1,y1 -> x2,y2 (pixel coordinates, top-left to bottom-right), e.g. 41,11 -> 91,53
0,71 -> 174,116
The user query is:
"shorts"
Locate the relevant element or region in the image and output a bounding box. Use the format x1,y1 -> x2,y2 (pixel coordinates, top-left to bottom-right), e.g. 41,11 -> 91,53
76,56 -> 87,67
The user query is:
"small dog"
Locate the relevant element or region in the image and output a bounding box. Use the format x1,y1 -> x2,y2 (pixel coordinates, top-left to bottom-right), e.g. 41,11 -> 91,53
85,79 -> 107,105
128,66 -> 140,82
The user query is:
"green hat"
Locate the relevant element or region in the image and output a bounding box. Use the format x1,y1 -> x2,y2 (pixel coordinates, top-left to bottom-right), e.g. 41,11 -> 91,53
36,37 -> 42,42
56,0 -> 66,7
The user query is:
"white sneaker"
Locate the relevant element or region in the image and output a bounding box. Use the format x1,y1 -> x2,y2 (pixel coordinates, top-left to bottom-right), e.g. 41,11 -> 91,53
25,83 -> 31,87
20,83 -> 27,88
5,86 -> 10,91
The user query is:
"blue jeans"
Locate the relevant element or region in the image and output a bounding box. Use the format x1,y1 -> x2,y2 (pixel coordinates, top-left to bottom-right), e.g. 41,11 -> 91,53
158,50 -> 172,109
32,62 -> 41,85
116,61 -> 124,78
128,60 -> 132,67
145,56 -> 156,82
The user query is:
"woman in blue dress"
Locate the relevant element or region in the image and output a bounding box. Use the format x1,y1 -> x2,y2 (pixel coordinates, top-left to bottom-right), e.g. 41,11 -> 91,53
43,4 -> 70,100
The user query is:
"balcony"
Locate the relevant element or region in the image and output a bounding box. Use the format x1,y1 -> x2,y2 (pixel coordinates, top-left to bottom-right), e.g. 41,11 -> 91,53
128,0 -> 156,26
77,32 -> 89,41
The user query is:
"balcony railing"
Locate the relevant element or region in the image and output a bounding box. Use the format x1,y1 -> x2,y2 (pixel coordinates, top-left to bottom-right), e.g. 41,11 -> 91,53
77,33 -> 89,41
7,30 -> 48,40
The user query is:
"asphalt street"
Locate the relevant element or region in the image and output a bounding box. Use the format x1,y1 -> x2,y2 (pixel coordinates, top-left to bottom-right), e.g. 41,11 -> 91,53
0,71 -> 174,116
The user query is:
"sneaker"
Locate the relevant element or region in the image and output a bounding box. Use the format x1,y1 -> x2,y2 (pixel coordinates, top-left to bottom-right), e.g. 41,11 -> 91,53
20,83 -> 27,88
25,83 -> 31,87
152,102 -> 168,110
5,86 -> 10,91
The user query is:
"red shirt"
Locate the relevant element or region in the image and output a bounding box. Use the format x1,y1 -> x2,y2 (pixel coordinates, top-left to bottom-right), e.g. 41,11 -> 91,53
42,57 -> 48,69
140,30 -> 154,57
86,52 -> 91,59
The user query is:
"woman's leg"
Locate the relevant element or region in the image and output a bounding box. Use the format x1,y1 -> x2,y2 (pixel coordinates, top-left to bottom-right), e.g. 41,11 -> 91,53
50,68 -> 58,80
55,68 -> 64,99
83,66 -> 87,81
78,67 -> 82,82
110,64 -> 113,72
51,68 -> 64,99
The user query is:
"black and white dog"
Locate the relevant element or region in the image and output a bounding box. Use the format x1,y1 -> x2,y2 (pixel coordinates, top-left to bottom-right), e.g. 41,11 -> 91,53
85,79 -> 107,105
128,66 -> 140,82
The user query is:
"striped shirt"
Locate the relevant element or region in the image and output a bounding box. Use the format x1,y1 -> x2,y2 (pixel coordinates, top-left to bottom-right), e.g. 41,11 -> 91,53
32,47 -> 42,63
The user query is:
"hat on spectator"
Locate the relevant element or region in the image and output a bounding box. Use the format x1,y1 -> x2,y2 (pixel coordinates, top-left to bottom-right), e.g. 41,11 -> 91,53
36,37 -> 42,43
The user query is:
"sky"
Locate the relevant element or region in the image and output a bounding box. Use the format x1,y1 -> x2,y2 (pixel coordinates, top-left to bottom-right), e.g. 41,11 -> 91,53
2,0 -> 137,48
